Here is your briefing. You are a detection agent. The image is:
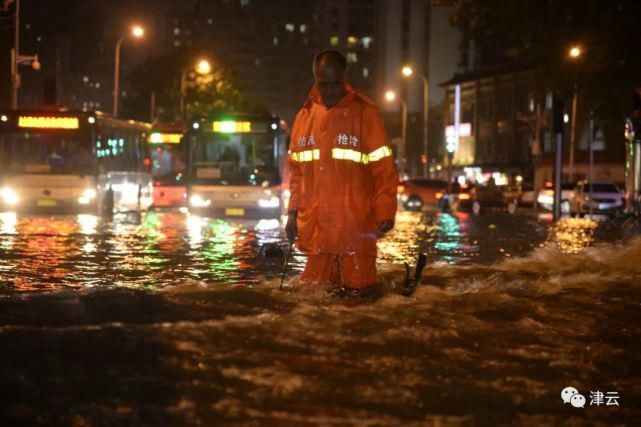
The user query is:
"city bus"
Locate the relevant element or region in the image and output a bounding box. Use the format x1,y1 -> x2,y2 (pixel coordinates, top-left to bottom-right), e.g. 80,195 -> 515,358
148,124 -> 187,208
0,110 -> 153,214
185,115 -> 286,218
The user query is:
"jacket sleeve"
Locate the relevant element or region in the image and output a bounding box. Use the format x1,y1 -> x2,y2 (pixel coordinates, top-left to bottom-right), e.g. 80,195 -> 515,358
363,104 -> 398,223
287,111 -> 303,213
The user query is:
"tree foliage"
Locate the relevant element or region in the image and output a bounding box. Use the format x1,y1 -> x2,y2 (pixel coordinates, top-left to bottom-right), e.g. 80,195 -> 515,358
453,0 -> 641,122
123,50 -> 266,123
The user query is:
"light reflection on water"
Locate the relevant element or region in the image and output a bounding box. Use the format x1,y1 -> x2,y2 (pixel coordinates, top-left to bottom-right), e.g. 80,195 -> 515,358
0,210 -> 604,292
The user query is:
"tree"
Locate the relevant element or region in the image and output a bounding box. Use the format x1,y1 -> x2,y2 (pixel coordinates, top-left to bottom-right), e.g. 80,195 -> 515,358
452,0 -> 641,123
123,50 -> 266,122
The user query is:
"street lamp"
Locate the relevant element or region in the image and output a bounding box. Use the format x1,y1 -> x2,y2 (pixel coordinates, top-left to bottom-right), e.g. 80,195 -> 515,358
569,46 -> 582,59
181,58 -> 212,119
384,89 -> 408,177
401,64 -> 430,177
568,45 -> 582,182
113,25 -> 144,117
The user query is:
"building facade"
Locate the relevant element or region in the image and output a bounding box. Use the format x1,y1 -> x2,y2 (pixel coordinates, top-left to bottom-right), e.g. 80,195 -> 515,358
441,67 -> 625,188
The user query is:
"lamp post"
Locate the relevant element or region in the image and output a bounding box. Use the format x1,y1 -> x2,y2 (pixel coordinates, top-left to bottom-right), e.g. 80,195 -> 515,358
568,45 -> 582,182
401,65 -> 430,177
9,0 -> 41,109
180,59 -> 212,120
113,25 -> 144,117
385,90 -> 408,177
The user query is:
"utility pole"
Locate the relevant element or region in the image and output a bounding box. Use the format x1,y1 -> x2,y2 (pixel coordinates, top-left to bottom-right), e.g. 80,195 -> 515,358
10,0 -> 19,109
552,96 -> 565,221
568,87 -> 578,182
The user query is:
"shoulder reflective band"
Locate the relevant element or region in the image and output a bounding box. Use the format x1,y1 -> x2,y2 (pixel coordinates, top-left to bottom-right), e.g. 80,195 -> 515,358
290,149 -> 320,163
332,148 -> 369,164
367,146 -> 393,162
18,116 -> 79,129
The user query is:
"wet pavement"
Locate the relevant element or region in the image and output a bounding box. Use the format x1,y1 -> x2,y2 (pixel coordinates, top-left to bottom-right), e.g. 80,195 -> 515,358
0,209 -> 640,426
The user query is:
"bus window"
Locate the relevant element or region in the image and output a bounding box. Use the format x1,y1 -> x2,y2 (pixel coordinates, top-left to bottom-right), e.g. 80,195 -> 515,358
0,131 -> 96,175
190,132 -> 279,186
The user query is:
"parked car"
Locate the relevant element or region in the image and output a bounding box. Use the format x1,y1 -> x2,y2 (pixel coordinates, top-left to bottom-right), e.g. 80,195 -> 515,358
465,184 -> 518,214
569,182 -> 624,217
436,182 -> 472,212
537,182 -> 577,213
519,182 -> 536,206
398,178 -> 448,211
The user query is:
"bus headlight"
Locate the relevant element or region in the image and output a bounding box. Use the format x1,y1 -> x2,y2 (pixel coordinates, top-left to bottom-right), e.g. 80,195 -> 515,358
258,196 -> 280,208
78,188 -> 97,205
0,187 -> 19,205
190,194 -> 211,207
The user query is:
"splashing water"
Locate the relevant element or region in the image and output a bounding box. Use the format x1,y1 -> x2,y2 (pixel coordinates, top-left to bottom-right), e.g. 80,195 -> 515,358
0,211 -> 639,425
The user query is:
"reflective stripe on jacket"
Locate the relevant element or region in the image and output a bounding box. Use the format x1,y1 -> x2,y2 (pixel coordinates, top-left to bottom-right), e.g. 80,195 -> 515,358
288,84 -> 398,256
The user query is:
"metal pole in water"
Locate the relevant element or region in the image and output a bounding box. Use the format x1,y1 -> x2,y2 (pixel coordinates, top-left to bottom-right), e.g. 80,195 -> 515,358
280,242 -> 294,290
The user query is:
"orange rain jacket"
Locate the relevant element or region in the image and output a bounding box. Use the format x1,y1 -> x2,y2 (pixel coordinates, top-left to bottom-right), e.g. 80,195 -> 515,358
288,84 -> 398,257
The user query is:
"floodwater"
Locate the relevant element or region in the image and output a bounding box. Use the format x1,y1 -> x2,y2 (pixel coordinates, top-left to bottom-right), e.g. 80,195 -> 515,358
0,210 -> 639,426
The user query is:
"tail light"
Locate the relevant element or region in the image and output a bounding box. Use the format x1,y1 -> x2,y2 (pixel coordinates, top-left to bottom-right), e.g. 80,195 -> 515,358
459,193 -> 470,200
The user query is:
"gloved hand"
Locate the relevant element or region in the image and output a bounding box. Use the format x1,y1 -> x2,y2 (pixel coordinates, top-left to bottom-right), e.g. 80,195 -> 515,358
377,219 -> 394,236
285,211 -> 298,242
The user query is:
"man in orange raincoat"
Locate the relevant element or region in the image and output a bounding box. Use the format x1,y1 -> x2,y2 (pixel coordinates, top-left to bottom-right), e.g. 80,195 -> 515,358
285,50 -> 398,289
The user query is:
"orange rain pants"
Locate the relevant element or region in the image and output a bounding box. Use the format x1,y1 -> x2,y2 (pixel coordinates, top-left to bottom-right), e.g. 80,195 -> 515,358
288,84 -> 398,288
301,253 -> 377,288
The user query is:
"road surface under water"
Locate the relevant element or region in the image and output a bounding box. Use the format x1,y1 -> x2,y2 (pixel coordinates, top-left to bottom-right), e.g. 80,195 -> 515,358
0,210 -> 639,426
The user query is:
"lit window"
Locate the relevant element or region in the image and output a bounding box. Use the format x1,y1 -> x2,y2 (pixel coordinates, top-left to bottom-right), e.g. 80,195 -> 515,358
173,27 -> 180,35
273,36 -> 278,45
36,36 -> 42,42
362,36 -> 373,49
300,24 -> 307,33
363,67 -> 369,78
95,82 -> 101,89
330,36 -> 339,46
174,40 -> 181,47
208,18 -> 213,25
285,23 -> 295,32
83,76 -> 89,83
347,36 -> 358,47
347,52 -> 358,63
255,58 -> 261,66
240,0 -> 250,5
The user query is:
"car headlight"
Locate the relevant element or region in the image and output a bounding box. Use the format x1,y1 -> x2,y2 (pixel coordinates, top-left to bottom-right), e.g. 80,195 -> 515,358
258,196 -> 280,208
190,194 -> 211,207
0,187 -> 19,205
78,188 -> 97,204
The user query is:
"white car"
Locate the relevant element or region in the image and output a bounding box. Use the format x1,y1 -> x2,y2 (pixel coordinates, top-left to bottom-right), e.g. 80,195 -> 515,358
570,182 -> 624,216
537,182 -> 577,213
